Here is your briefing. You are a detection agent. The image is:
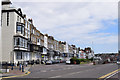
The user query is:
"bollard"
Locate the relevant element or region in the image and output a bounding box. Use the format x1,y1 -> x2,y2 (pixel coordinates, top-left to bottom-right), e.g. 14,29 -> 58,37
25,62 -> 28,67
22,65 -> 24,72
17,61 -> 20,66
5,62 -> 8,73
19,64 -> 21,70
93,61 -> 95,65
11,63 -> 13,70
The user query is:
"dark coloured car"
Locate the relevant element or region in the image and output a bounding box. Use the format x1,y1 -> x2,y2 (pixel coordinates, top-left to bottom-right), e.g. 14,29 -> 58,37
52,60 -> 56,64
35,59 -> 40,64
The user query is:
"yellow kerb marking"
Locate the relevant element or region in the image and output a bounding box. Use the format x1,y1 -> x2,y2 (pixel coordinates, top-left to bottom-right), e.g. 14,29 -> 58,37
98,68 -> 120,79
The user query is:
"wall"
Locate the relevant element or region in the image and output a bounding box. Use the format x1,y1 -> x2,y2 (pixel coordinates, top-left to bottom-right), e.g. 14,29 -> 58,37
2,12 -> 16,63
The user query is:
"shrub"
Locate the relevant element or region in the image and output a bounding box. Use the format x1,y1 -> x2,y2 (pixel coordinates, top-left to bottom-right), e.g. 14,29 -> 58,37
70,57 -> 80,64
70,58 -> 90,64
76,59 -> 80,64
89,58 -> 94,61
70,57 -> 77,64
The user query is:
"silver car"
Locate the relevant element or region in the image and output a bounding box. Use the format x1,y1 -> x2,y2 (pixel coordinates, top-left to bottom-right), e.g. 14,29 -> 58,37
46,60 -> 52,65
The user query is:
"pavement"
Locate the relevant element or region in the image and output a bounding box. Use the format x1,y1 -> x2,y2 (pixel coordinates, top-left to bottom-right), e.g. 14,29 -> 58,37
1,63 -> 120,80
0,66 -> 31,79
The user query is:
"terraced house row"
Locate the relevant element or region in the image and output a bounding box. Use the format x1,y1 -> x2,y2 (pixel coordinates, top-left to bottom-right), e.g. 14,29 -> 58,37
1,0 -> 94,64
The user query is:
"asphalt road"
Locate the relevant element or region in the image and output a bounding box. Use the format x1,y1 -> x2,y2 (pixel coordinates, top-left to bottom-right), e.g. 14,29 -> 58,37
17,63 -> 119,79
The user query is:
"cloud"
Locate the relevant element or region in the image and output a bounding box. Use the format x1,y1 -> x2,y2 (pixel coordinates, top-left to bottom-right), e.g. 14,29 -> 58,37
12,0 -> 119,2
13,2 -> 117,31
1,1 -> 118,53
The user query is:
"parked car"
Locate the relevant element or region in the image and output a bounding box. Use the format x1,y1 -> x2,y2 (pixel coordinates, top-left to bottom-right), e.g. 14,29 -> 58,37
93,57 -> 103,64
46,60 -> 52,65
117,61 -> 120,65
55,60 -> 60,63
35,59 -> 40,64
66,60 -> 71,64
60,60 -> 66,63
27,60 -> 33,65
41,60 -> 46,64
113,61 -> 117,63
52,60 -> 56,64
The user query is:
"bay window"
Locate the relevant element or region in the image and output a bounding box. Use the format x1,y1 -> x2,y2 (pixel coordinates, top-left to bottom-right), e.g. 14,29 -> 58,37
16,25 -> 21,32
14,37 -> 28,49
22,27 -> 25,35
14,37 -> 20,46
16,52 -> 22,59
23,39 -> 25,47
20,38 -> 24,47
25,40 -> 27,48
17,38 -> 20,45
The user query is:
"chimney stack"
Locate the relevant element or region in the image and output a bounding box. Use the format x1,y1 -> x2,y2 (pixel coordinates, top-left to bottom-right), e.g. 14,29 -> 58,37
2,0 -> 12,9
28,18 -> 33,24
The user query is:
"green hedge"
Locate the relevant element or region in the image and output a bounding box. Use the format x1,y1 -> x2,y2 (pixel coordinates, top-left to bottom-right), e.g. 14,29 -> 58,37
70,57 -> 89,64
89,58 -> 94,61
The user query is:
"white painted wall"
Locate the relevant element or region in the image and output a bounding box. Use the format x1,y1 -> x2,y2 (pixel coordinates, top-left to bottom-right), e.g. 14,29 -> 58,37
2,11 -> 16,63
44,35 -> 48,48
42,48 -> 47,54
0,17 -> 2,63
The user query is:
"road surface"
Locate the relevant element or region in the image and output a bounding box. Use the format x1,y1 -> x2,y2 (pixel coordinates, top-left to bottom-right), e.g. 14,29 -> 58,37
2,63 -> 120,80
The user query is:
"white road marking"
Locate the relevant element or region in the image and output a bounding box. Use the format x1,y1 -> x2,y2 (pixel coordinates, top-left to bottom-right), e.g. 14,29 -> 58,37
67,68 -> 71,69
50,75 -> 62,78
40,65 -> 92,73
49,64 -> 116,78
48,67 -> 97,78
50,70 -> 55,71
41,70 -> 47,72
104,71 -> 120,80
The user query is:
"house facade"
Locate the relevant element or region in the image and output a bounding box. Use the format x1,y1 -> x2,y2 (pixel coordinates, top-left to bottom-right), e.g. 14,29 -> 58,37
2,0 -> 31,64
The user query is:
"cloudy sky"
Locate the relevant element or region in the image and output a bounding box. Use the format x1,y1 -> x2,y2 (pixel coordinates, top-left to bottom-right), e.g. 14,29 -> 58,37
2,0 -> 119,53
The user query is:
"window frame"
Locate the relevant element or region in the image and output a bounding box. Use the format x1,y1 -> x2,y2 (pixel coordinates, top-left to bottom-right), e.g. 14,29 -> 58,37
16,22 -> 25,35
16,52 -> 23,60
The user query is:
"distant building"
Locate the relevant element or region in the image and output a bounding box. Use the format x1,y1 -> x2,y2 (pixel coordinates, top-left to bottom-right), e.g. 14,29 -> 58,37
79,50 -> 86,59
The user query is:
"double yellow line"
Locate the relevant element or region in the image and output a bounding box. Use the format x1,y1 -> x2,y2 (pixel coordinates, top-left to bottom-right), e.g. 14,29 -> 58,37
98,68 -> 120,79
0,71 -> 30,79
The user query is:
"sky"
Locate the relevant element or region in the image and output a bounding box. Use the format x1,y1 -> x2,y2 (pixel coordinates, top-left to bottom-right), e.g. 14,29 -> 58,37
1,0 -> 119,54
